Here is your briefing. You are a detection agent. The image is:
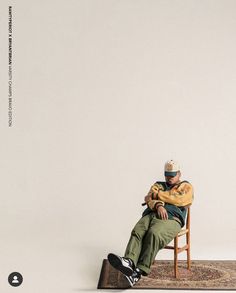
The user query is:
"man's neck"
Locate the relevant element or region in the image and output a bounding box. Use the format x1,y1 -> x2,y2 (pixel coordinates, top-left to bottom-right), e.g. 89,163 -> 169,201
166,180 -> 181,187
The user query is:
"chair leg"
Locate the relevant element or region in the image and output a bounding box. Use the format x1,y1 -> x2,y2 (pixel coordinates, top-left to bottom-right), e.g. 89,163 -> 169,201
187,248 -> 191,270
186,232 -> 191,270
174,236 -> 178,278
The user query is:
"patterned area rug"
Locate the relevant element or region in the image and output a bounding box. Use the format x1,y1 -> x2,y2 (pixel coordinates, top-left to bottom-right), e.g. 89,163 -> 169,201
97,259 -> 236,290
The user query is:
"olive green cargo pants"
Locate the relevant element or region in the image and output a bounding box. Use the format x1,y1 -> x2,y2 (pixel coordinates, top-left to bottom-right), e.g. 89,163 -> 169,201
124,212 -> 181,274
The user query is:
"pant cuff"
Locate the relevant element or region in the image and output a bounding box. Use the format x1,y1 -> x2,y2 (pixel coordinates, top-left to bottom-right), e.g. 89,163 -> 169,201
124,253 -> 137,267
136,263 -> 151,275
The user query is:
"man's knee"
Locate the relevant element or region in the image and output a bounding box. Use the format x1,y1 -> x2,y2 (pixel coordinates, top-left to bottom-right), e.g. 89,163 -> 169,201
146,228 -> 166,248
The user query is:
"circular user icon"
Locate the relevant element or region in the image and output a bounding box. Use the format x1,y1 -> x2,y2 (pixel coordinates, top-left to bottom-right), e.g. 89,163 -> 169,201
8,272 -> 23,287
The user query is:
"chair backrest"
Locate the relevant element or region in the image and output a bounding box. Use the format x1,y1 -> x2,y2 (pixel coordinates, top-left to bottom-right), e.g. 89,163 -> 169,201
186,206 -> 190,230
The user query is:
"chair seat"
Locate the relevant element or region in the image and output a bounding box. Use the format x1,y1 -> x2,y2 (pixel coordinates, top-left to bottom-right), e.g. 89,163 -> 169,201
178,229 -> 188,236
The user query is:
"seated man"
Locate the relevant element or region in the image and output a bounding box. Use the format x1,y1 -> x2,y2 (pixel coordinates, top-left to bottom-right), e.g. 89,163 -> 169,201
107,160 -> 193,287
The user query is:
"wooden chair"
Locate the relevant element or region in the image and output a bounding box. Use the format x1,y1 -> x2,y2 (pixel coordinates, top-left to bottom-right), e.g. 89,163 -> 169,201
164,207 -> 191,278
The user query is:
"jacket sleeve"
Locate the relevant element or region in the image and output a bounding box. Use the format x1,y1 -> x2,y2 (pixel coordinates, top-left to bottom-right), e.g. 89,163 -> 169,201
146,183 -> 165,211
147,183 -> 163,199
157,182 -> 193,206
147,199 -> 165,210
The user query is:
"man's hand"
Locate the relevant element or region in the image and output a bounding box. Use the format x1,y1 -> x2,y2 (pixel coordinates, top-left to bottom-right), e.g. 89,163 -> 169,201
144,185 -> 159,203
144,193 -> 152,203
157,206 -> 168,220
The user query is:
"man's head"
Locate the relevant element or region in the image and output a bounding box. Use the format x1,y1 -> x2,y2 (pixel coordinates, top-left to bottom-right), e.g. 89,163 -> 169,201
164,160 -> 181,185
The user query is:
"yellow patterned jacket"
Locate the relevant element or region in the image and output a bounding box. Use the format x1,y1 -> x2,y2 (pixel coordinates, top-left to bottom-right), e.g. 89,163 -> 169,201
143,181 -> 194,227
147,180 -> 193,210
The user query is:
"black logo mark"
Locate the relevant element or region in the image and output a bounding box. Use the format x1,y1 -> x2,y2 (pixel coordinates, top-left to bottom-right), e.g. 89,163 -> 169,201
8,272 -> 23,287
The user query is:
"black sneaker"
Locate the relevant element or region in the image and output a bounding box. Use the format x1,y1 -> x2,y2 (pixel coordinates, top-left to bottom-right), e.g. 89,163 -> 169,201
124,269 -> 141,287
107,253 -> 134,276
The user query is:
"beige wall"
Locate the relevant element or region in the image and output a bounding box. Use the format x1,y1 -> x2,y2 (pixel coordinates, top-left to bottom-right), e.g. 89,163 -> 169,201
0,0 -> 236,292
